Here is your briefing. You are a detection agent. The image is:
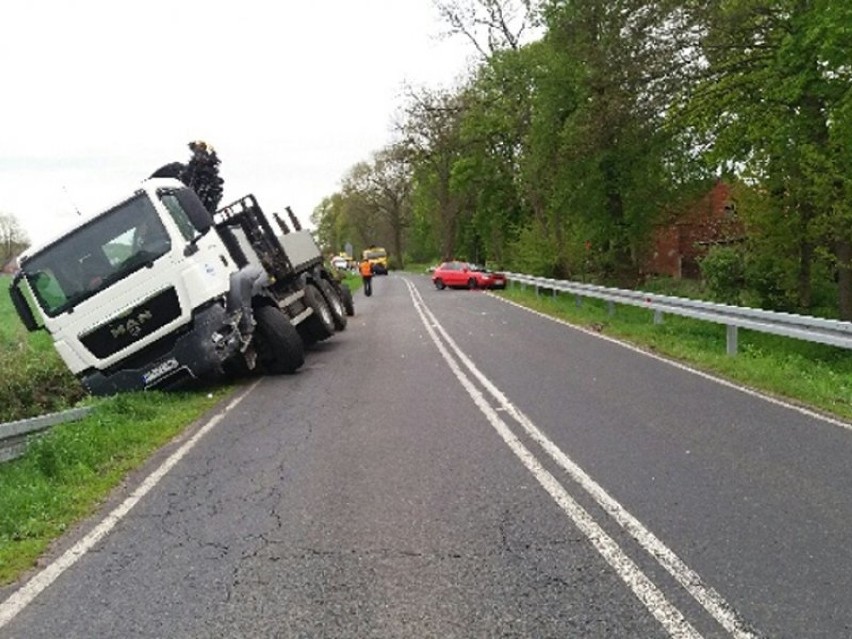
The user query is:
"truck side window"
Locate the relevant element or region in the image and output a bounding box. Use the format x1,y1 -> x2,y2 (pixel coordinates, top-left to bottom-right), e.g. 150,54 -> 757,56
33,270 -> 68,309
160,194 -> 199,242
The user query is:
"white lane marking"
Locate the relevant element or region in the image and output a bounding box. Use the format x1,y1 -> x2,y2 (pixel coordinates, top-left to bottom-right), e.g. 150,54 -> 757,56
0,381 -> 260,629
407,279 -> 759,638
493,292 -> 852,432
406,282 -> 702,638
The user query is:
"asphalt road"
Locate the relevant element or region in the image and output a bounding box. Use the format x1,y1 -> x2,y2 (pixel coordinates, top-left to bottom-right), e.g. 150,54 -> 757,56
2,273 -> 852,638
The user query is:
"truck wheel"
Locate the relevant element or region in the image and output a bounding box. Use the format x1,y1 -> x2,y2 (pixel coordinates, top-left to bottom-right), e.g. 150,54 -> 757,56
338,282 -> 355,316
304,284 -> 335,341
254,305 -> 305,374
318,279 -> 347,331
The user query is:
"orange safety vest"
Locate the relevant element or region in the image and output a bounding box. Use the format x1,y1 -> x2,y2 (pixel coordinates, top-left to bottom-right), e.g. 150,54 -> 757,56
359,261 -> 373,277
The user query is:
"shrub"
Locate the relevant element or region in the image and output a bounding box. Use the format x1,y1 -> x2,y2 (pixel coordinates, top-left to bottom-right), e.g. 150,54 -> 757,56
505,221 -> 560,277
742,252 -> 797,311
699,246 -> 745,305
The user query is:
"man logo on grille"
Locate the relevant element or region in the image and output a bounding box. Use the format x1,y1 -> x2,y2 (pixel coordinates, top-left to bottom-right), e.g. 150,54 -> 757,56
110,310 -> 153,339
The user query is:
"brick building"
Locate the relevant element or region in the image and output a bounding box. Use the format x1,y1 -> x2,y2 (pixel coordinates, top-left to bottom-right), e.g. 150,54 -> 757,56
644,180 -> 743,279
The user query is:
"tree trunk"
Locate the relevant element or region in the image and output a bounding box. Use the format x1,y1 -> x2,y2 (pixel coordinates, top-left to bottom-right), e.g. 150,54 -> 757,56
837,240 -> 852,321
392,209 -> 405,270
797,235 -> 813,311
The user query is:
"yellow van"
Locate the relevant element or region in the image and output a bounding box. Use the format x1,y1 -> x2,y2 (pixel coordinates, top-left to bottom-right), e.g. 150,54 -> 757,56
362,246 -> 389,274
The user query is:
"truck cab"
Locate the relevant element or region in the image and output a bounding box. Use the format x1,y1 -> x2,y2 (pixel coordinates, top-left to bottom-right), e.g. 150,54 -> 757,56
10,179 -> 248,395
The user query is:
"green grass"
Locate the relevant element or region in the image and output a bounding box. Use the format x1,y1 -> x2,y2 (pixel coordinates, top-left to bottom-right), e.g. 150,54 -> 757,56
401,261 -> 437,274
0,389 -> 229,584
496,284 -> 852,422
1,275 -> 87,421
341,271 -> 362,292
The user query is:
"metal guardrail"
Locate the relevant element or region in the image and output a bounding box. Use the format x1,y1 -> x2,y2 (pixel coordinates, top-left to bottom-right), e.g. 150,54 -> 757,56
505,272 -> 852,355
0,407 -> 93,463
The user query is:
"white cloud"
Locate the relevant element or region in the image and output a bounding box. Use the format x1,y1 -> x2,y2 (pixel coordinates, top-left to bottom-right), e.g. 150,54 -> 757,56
0,0 -> 476,245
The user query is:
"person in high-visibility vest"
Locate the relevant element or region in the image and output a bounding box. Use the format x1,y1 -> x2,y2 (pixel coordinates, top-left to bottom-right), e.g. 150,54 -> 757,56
359,258 -> 374,296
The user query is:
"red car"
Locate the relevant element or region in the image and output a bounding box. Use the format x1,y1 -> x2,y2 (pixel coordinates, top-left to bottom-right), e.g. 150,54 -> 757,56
470,264 -> 507,290
432,261 -> 507,290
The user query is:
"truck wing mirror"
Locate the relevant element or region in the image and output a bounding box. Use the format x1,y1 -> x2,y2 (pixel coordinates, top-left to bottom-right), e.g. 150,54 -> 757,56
9,273 -> 40,332
174,189 -> 213,234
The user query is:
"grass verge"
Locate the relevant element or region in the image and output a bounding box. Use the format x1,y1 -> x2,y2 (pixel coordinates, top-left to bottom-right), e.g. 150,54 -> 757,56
495,284 -> 852,422
0,388 -> 230,585
1,275 -> 87,422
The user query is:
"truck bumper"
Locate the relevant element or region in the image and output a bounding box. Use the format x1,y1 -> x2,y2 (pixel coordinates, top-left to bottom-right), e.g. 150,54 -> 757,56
81,302 -> 243,396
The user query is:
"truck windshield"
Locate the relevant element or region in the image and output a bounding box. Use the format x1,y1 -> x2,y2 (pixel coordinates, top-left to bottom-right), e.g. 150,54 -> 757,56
22,193 -> 171,317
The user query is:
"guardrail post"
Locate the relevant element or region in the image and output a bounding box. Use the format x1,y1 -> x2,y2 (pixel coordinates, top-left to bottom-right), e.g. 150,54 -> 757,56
535,285 -> 540,298
575,295 -> 582,308
654,310 -> 664,325
726,325 -> 738,356
608,301 -> 615,317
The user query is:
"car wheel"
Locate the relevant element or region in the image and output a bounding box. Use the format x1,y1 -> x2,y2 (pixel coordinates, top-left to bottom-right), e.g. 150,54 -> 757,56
468,278 -> 477,289
253,305 -> 305,374
434,279 -> 445,290
318,278 -> 347,331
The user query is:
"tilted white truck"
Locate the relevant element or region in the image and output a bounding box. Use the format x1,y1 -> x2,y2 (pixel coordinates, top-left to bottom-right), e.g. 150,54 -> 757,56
9,178 -> 352,396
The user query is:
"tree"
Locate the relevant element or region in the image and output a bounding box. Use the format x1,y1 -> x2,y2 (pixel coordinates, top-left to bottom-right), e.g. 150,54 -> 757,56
529,0 -> 697,281
340,162 -> 384,252
398,86 -> 469,260
452,44 -> 538,266
310,193 -> 351,257
678,0 -> 852,317
358,145 -> 413,269
434,0 -> 540,56
0,212 -> 30,265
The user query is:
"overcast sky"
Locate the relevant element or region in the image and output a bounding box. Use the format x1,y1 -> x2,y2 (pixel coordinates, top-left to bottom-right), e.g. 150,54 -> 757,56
0,0 -> 476,246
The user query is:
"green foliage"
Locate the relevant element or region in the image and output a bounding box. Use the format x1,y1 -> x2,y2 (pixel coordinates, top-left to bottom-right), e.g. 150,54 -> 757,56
699,246 -> 746,305
0,276 -> 87,421
639,276 -> 707,300
742,251 -> 797,311
505,220 -> 560,276
676,0 -> 852,317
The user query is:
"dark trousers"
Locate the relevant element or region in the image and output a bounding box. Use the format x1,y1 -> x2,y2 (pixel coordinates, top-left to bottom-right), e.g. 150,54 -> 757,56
363,276 -> 373,296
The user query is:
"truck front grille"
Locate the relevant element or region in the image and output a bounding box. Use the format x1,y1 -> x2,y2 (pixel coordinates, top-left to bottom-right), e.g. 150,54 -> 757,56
80,288 -> 182,359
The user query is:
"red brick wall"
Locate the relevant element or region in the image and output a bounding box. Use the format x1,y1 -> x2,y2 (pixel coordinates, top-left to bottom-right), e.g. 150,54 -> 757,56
645,182 -> 743,279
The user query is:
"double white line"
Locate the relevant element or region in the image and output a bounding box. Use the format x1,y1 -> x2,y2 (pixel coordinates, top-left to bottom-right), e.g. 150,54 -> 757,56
405,279 -> 759,639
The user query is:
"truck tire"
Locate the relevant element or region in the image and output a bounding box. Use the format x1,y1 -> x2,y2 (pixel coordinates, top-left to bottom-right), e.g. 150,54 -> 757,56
338,283 -> 355,316
254,305 -> 305,374
304,284 -> 335,342
318,279 -> 347,331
